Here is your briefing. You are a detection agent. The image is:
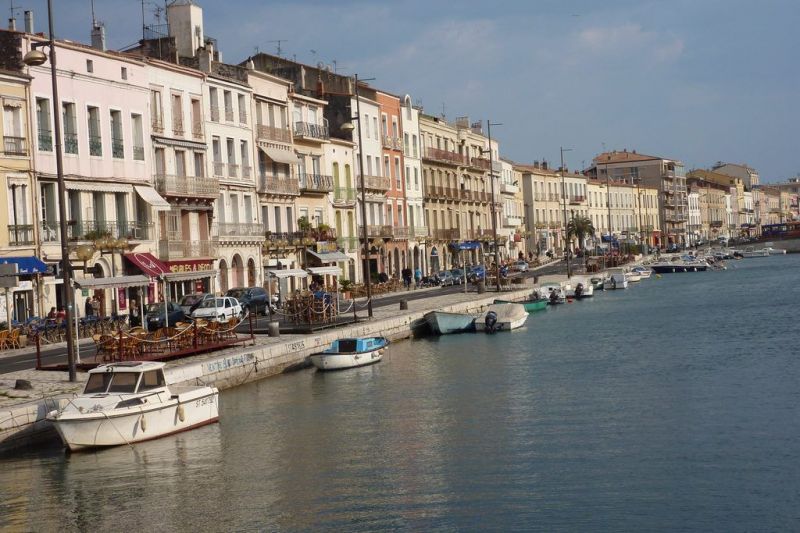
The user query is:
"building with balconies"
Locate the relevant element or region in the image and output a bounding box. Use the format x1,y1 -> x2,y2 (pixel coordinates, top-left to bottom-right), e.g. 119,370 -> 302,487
519,161 -> 566,257
325,138 -> 359,281
398,94 -> 427,274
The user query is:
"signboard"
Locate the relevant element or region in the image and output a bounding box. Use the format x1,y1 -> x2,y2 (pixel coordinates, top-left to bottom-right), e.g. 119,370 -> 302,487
0,264 -> 18,289
165,259 -> 214,273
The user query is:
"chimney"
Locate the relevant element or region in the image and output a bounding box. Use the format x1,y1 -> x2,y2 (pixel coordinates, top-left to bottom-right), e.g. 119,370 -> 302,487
542,160 -> 549,170
8,17 -> 16,31
24,11 -> 33,33
91,22 -> 106,51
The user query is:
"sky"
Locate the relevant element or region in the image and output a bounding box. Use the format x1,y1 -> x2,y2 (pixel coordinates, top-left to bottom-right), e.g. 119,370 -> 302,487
17,0 -> 800,181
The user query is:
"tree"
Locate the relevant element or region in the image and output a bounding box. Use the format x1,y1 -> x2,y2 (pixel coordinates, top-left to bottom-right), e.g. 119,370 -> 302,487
567,216 -> 595,250
297,216 -> 312,235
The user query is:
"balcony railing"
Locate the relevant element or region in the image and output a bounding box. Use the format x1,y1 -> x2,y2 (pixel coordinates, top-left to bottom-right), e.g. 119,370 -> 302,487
299,173 -> 334,193
258,174 -> 300,195
227,163 -> 239,178
500,182 -> 519,194
336,236 -> 359,252
239,111 -> 248,125
293,121 -> 329,141
360,224 -> 393,239
431,228 -> 461,240
172,117 -> 184,136
503,216 -> 523,227
410,225 -> 429,238
39,220 -> 153,243
38,130 -> 52,152
112,138 -> 124,159
8,224 -> 34,246
382,135 -> 403,151
257,124 -> 291,143
151,117 -> 164,133
88,134 -> 102,156
334,187 -> 358,206
158,239 -> 217,260
133,145 -> 145,161
357,175 -> 391,192
210,106 -> 220,122
64,132 -> 78,154
155,174 -> 220,198
192,121 -> 203,140
213,161 -> 225,177
3,136 -> 26,156
213,222 -> 266,238
470,157 -> 491,171
423,147 -> 468,166
224,108 -> 234,122
569,195 -> 586,204
241,165 -> 252,180
392,226 -> 410,239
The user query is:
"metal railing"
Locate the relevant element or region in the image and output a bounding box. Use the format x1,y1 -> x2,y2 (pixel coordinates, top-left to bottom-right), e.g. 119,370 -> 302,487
40,220 -> 153,242
112,138 -> 124,159
299,173 -> 334,192
392,226 -> 411,239
241,165 -> 252,180
411,225 -> 429,238
382,135 -> 403,151
293,121 -> 329,140
151,117 -> 164,133
258,174 -> 300,195
172,117 -> 184,135
334,187 -> 358,205
360,224 -> 393,238
192,121 -> 203,140
569,195 -> 586,204
257,124 -> 291,143
213,161 -> 225,177
213,222 -> 265,238
336,236 -> 359,252
357,175 -> 391,191
239,111 -> 248,125
432,228 -> 461,240
155,174 -> 220,197
89,134 -> 102,156
500,182 -> 519,194
158,239 -> 217,260
8,224 -> 34,245
470,157 -> 491,170
3,136 -> 26,156
227,163 -> 239,178
224,108 -> 234,122
133,145 -> 145,161
38,130 -> 52,151
423,147 -> 468,166
210,106 -> 220,122
64,132 -> 78,154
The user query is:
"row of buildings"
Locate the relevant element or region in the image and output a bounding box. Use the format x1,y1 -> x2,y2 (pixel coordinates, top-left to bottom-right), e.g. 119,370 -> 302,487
0,2 -> 796,323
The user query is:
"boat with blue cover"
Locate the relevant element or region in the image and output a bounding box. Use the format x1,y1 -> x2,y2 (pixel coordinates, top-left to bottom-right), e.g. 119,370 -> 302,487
424,311 -> 476,335
310,337 -> 389,370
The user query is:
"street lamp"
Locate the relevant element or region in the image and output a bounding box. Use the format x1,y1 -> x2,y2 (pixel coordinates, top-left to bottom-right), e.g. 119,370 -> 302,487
94,236 -> 129,315
340,74 -> 376,318
23,0 -> 78,381
481,121 -> 502,291
560,146 -> 573,278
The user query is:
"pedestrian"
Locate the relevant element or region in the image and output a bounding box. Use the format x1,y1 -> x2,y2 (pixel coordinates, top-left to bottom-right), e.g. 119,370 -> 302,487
56,307 -> 66,322
91,296 -> 101,317
47,307 -> 57,319
129,299 -> 140,328
84,297 -> 93,317
414,267 -> 422,288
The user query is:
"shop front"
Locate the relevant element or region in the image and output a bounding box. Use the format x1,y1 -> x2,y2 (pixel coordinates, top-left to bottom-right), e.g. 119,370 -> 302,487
0,256 -> 49,323
163,259 -> 217,300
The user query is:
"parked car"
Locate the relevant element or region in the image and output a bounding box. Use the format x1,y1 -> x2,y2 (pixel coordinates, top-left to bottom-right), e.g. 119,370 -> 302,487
666,243 -> 681,253
450,268 -> 465,284
191,296 -> 243,323
146,301 -> 186,331
468,265 -> 486,282
179,293 -> 214,317
226,287 -> 269,315
513,260 -> 529,272
436,270 -> 455,286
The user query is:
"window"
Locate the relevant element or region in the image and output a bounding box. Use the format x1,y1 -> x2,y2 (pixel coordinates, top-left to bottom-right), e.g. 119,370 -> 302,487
86,59 -> 93,73
395,158 -> 401,189
138,370 -> 165,392
238,94 -> 247,123
412,134 -> 418,157
150,89 -> 163,130
240,140 -> 250,178
3,104 -> 24,155
35,98 -> 52,152
191,98 -> 201,137
171,93 -> 183,135
194,152 -> 205,178
383,155 -> 390,179
209,87 -> 219,121
131,113 -> 144,160
110,110 -> 123,158
87,106 -> 101,156
223,91 -> 233,121
363,114 -> 369,138
121,67 -> 128,80
372,116 -> 378,140
414,167 -> 419,188
392,118 -> 399,138
381,114 -> 388,136
62,102 -> 78,154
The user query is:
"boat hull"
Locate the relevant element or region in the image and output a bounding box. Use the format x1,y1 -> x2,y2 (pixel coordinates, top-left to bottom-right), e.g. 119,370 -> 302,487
476,304 -> 528,332
650,264 -> 708,273
50,388 -> 219,452
310,349 -> 383,370
494,299 -> 548,312
424,311 -> 476,334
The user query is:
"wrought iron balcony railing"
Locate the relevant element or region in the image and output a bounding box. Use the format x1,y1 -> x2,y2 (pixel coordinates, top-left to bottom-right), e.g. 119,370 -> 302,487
155,174 -> 220,198
258,173 -> 300,195
3,136 -> 26,156
158,239 -> 217,260
257,124 -> 291,143
293,121 -> 329,140
299,173 -> 334,193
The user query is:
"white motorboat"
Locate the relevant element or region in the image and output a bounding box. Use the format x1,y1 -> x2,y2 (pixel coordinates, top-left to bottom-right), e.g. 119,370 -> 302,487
625,268 -> 642,283
738,247 -> 770,258
475,303 -> 528,332
629,265 -> 653,279
536,283 -> 567,304
564,277 -> 594,298
310,337 -> 388,370
763,246 -> 787,255
603,268 -> 629,289
47,362 -> 219,452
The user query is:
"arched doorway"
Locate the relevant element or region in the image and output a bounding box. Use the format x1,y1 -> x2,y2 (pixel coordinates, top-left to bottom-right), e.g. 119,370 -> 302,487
393,248 -> 400,275
430,247 -> 440,272
219,259 -> 229,293
413,246 -> 420,270
232,254 -> 245,287
247,257 -> 256,286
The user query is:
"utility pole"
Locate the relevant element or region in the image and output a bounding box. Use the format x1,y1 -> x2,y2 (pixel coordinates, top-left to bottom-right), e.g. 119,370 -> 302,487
486,121 -> 502,291
560,146 -> 573,278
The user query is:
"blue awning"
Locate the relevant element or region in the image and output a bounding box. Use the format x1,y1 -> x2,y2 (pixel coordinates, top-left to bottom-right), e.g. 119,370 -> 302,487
451,241 -> 481,251
0,256 -> 49,274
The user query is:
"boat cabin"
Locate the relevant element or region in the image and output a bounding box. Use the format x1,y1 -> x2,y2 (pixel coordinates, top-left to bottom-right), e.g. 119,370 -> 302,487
83,362 -> 168,395
324,338 -> 385,354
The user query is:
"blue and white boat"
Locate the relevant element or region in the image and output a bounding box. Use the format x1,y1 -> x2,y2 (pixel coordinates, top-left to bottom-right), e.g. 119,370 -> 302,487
424,311 -> 476,335
310,337 -> 389,370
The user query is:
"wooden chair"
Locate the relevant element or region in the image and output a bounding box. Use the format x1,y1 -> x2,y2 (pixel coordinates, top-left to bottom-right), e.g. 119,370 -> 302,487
7,328 -> 20,349
0,329 -> 9,349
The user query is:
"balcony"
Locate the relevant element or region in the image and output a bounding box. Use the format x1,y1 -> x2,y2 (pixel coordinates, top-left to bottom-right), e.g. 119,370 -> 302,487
239,111 -> 248,125
133,145 -> 145,161
172,117 -> 184,136
39,220 -> 153,243
423,147 -> 468,166
382,135 -> 403,151
210,106 -> 220,122
258,174 -> 300,196
257,124 -> 291,143
8,225 -> 34,246
500,182 -> 519,195
227,163 -> 239,178
155,174 -> 220,198
192,121 -> 203,140
470,157 -> 491,171
392,226 -> 410,239
293,121 -> 329,141
503,215 -> 523,227
159,239 -> 217,260
213,161 -> 225,177
333,187 -> 357,207
410,226 -> 429,238
299,173 -> 334,193
431,228 -> 461,241
213,222 -> 266,239
64,132 -> 78,155
151,117 -> 164,133
38,130 -> 52,151
534,194 -> 546,202
3,136 -> 26,156
357,175 -> 391,192
549,194 -> 560,202
336,236 -> 359,252
112,138 -> 124,159
360,225 -> 393,239
569,195 -> 586,205
89,135 -> 102,156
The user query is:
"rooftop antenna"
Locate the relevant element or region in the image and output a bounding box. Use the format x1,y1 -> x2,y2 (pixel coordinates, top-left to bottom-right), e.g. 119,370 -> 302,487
441,102 -> 446,120
8,0 -> 22,30
267,39 -> 287,56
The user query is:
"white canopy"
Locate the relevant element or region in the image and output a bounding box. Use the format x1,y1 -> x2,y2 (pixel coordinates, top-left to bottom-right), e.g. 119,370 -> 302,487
75,275 -> 150,290
163,269 -> 219,282
134,186 -> 172,211
307,266 -> 342,276
259,145 -> 299,165
267,268 -> 308,279
307,250 -> 350,263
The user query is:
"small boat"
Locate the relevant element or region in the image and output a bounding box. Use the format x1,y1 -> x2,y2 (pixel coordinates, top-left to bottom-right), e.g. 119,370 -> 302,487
603,268 -> 629,289
310,337 -> 389,370
424,310 -> 476,335
738,247 -> 770,258
625,269 -> 642,282
763,246 -> 787,255
475,303 -> 528,333
47,362 -> 219,452
537,284 -> 567,304
590,275 -> 607,290
564,277 -> 594,298
629,265 -> 653,279
494,298 -> 548,312
650,256 -> 709,273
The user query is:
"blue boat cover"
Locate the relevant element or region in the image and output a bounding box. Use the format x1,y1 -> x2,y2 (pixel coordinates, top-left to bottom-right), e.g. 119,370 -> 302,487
0,256 -> 49,274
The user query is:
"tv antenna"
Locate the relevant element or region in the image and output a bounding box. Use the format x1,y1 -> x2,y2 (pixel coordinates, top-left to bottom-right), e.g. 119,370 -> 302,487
267,39 -> 287,56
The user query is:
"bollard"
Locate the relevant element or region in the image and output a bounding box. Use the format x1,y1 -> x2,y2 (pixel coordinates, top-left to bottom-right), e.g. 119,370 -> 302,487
533,275 -> 539,284
267,321 -> 280,337
399,299 -> 408,310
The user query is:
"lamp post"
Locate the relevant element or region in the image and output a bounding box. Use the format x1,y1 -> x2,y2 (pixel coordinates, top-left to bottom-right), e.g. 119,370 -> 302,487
23,0 -> 77,381
560,146 -> 573,278
483,121 -> 502,291
340,74 -> 375,318
94,236 -> 129,315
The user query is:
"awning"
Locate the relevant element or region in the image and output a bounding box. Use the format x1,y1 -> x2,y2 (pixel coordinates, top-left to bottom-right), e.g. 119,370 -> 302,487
0,256 -> 49,274
152,135 -> 207,150
124,252 -> 170,278
75,275 -> 150,290
267,268 -> 308,279
134,186 -> 171,211
259,145 -> 299,165
306,249 -> 350,263
65,182 -> 133,193
163,269 -> 218,282
307,266 -> 342,276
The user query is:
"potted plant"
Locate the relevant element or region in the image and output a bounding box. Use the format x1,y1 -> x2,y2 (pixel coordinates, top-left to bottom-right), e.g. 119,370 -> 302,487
339,279 -> 352,300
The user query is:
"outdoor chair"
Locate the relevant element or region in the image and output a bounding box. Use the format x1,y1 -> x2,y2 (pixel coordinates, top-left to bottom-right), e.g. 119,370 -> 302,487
0,330 -> 9,349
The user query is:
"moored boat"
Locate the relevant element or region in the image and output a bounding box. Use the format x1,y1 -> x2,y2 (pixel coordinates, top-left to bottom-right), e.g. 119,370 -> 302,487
603,268 -> 629,289
475,303 -> 528,333
494,298 -> 549,312
310,337 -> 389,370
564,277 -> 594,298
629,265 -> 653,279
424,310 -> 476,335
47,362 -> 219,452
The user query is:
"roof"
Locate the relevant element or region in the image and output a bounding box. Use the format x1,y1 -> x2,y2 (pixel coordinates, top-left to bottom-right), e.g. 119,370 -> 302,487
90,361 -> 166,373
593,150 -> 680,165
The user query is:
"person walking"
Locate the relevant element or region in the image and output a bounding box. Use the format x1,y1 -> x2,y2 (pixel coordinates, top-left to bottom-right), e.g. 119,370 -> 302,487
91,296 -> 101,317
84,297 -> 93,318
129,299 -> 141,328
414,267 -> 422,288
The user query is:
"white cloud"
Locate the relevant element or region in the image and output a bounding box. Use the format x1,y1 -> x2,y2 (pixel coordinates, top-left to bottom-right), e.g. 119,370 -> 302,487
576,23 -> 685,64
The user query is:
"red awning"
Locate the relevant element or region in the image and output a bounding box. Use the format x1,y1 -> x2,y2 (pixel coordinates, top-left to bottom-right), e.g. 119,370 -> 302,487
124,252 -> 170,278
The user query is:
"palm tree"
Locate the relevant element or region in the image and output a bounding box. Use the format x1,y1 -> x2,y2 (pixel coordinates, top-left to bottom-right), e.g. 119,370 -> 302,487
567,216 -> 595,251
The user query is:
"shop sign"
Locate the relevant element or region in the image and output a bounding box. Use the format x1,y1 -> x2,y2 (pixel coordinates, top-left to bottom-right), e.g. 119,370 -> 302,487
165,260 -> 214,273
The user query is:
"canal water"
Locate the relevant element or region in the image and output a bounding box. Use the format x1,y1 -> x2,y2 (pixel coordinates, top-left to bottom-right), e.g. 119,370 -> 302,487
2,255 -> 799,531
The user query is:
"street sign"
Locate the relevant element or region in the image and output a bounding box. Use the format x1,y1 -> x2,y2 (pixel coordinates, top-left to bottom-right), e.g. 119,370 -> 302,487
0,264 -> 18,289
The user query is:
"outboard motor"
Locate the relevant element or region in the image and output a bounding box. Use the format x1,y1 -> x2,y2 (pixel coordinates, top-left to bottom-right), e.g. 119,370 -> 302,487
549,290 -> 559,304
575,283 -> 583,298
484,310 -> 498,333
